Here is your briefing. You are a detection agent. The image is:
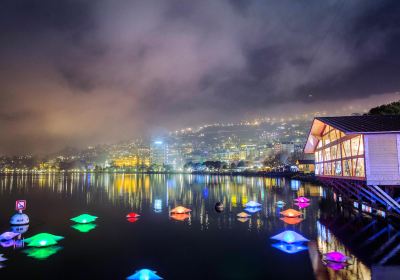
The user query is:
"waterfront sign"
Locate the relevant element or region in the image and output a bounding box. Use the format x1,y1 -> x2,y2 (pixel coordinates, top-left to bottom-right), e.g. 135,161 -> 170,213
15,200 -> 26,211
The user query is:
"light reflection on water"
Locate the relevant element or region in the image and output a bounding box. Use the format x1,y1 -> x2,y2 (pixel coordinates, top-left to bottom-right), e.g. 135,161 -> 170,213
0,174 -> 395,279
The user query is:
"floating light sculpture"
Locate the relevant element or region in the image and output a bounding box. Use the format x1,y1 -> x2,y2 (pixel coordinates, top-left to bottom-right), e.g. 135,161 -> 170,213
126,268 -> 163,280
72,223 -> 97,233
323,251 -> 348,263
295,202 -> 310,209
170,206 -> 191,214
280,217 -> 303,225
294,197 -> 310,203
244,201 -> 262,208
0,254 -> 7,262
126,212 -> 140,218
127,217 -> 139,223
280,209 -> 302,218
325,262 -> 348,271
270,230 -> 309,244
25,233 -> 64,247
70,214 -> 98,224
272,242 -> 308,254
170,213 -> 190,221
0,231 -> 19,241
276,201 -> 286,207
237,212 -> 251,218
237,217 -> 249,223
244,207 -> 261,214
24,246 -> 62,260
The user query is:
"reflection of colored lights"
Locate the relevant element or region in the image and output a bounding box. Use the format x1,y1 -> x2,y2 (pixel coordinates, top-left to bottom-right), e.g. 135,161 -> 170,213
244,207 -> 261,214
280,209 -> 302,218
126,268 -> 163,279
154,199 -> 162,212
325,262 -> 347,271
23,246 -> 62,260
0,254 -> 7,262
25,233 -> 64,247
280,217 -> 303,225
170,206 -> 191,214
244,201 -> 262,208
272,242 -> 308,254
170,214 -> 190,221
72,223 -> 97,233
71,214 -> 98,224
295,202 -> 310,209
0,240 -> 15,248
237,217 -> 249,223
126,212 -> 140,218
127,217 -> 139,223
290,180 -> 300,191
270,230 -> 309,244
237,212 -> 250,218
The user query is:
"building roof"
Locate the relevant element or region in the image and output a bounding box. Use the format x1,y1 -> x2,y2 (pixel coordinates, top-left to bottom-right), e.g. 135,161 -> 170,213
304,115 -> 400,154
315,115 -> 400,134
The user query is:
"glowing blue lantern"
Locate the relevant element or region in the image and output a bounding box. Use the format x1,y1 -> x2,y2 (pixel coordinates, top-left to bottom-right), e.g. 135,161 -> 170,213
245,201 -> 262,208
272,242 -> 308,254
270,230 -> 309,244
126,268 -> 163,280
0,254 -> 7,262
244,207 -> 261,214
276,201 -> 286,207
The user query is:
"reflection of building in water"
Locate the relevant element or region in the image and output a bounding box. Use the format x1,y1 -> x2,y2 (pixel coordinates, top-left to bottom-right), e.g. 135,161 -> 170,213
315,221 -> 371,280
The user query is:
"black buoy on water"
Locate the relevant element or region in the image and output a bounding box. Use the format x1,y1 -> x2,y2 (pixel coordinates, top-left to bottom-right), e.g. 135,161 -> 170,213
215,202 -> 224,212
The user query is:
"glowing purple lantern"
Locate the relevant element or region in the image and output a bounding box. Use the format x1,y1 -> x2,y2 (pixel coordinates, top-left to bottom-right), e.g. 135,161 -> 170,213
0,231 -> 19,241
294,197 -> 310,203
324,251 -> 348,263
295,202 -> 310,209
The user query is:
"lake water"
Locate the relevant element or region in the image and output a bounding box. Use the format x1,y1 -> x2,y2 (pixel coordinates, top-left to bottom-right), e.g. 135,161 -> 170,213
0,174 -> 398,279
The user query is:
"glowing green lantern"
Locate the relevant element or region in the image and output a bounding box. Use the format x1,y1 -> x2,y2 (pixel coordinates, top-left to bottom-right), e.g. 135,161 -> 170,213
70,214 -> 98,224
71,223 -> 97,233
24,246 -> 62,260
25,233 -> 64,247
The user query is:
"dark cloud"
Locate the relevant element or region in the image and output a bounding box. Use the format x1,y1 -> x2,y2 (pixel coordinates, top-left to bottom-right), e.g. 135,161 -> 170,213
0,0 -> 400,154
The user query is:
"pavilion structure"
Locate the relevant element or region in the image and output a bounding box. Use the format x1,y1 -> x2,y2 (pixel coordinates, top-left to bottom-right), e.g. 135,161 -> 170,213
304,115 -> 400,217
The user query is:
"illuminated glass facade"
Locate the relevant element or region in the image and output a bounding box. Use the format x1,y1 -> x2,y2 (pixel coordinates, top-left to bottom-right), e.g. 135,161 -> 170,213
314,125 -> 365,179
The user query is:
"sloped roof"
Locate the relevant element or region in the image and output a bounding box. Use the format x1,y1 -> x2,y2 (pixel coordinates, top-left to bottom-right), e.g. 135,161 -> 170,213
315,115 -> 400,134
304,115 -> 400,154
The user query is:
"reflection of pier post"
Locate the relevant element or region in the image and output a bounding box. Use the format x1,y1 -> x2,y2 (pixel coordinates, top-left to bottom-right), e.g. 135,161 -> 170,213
308,241 -> 329,280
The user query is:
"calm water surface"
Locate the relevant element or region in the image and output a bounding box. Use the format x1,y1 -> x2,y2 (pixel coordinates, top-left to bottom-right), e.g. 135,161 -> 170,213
0,174 -> 395,279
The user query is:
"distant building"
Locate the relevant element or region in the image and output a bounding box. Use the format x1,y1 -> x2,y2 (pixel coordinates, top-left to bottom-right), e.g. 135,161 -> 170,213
296,159 -> 315,174
274,142 -> 295,155
304,115 -> 400,185
150,140 -> 168,166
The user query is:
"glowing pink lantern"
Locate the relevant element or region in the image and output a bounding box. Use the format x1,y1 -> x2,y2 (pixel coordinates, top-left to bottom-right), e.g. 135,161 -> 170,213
325,251 -> 348,263
326,262 -> 347,271
294,197 -> 310,203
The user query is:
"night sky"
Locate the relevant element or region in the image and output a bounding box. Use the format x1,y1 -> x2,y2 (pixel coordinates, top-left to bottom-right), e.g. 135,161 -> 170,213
1,0 -> 400,154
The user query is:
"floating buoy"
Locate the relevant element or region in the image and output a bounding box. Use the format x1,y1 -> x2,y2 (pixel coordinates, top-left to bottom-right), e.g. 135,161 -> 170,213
215,202 -> 224,212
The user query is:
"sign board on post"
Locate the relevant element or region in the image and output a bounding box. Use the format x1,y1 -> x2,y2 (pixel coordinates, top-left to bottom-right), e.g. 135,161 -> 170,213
15,200 -> 26,211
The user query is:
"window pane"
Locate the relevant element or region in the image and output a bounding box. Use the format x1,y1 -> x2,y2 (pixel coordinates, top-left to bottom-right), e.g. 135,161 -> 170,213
342,140 -> 351,158
343,159 -> 352,176
324,147 -> 331,161
334,161 -> 342,176
351,136 -> 361,156
355,158 -> 365,177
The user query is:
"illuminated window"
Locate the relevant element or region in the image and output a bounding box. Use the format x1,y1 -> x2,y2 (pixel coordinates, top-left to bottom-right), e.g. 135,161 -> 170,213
343,160 -> 352,176
341,140 -> 351,158
334,161 -> 342,176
